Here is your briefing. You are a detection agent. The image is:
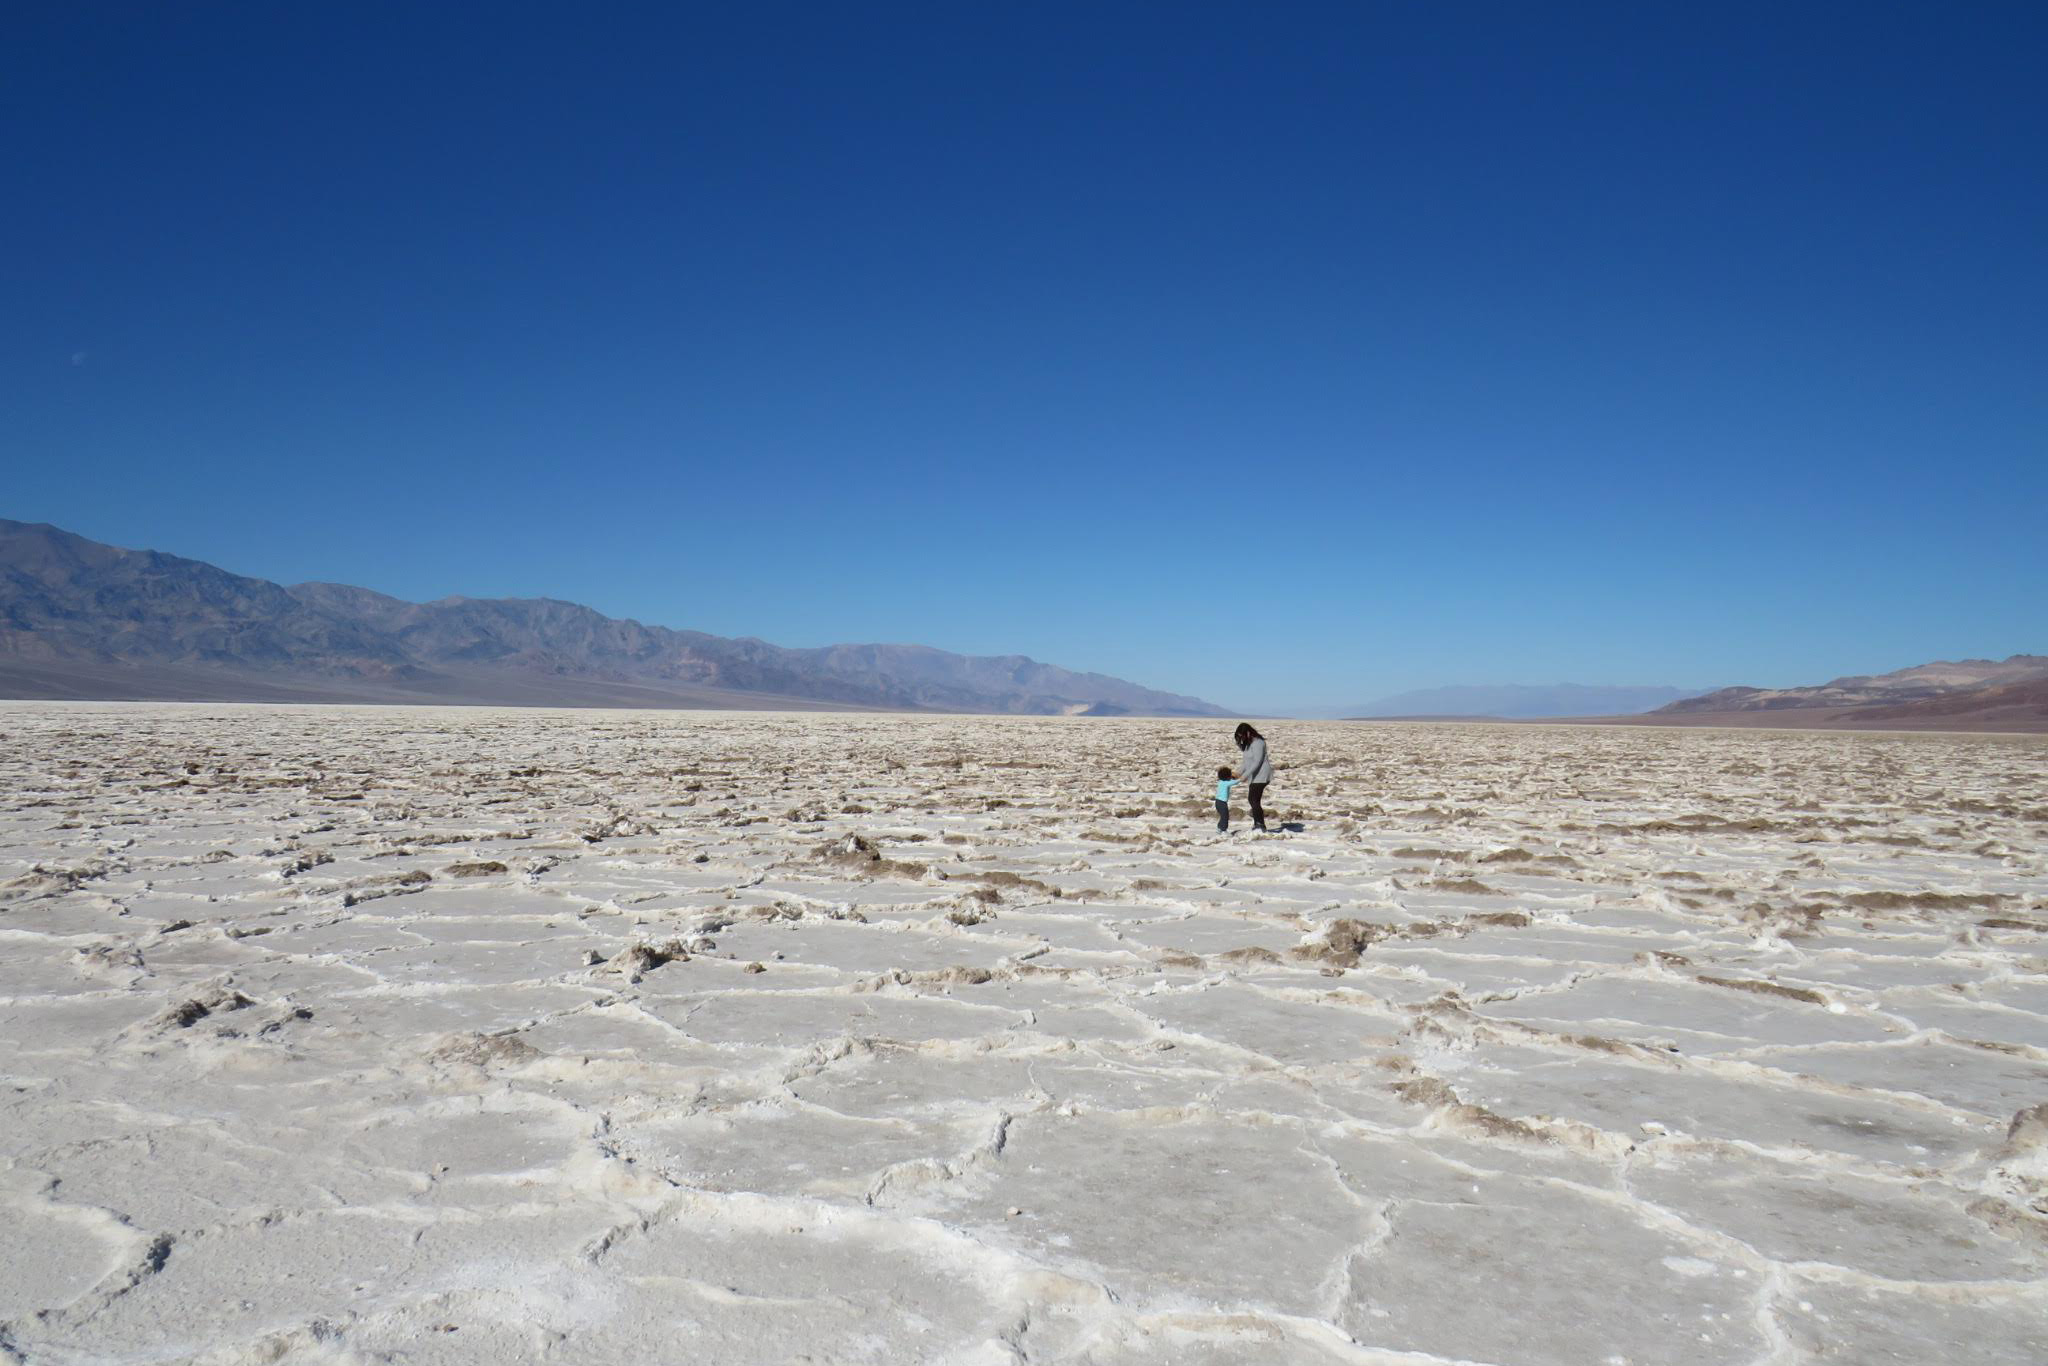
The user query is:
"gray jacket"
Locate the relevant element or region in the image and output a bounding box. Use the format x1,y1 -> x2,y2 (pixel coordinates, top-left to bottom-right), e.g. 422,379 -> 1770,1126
1238,736 -> 1272,785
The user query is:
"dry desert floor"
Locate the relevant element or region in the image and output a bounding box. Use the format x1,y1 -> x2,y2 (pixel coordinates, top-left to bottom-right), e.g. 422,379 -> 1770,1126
2,703 -> 2045,1365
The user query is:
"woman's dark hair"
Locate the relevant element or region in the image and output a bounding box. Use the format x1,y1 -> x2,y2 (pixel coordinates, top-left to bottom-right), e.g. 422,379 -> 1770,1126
1233,723 -> 1263,749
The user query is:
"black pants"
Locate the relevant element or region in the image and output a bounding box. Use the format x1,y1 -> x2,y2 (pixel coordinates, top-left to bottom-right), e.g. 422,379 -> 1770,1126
1247,782 -> 1267,830
1215,799 -> 1229,831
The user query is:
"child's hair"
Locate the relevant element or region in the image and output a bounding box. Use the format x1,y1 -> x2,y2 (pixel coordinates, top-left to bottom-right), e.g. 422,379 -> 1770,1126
1216,765 -> 1232,779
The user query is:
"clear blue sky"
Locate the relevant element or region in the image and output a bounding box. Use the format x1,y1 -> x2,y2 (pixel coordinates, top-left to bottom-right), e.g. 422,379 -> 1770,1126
7,3 -> 2043,713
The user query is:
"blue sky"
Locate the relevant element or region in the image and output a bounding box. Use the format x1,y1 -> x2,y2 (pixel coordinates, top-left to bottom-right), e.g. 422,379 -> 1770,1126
7,3 -> 2043,713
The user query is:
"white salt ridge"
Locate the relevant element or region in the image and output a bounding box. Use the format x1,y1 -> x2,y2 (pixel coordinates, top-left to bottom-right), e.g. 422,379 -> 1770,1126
0,703 -> 2044,1364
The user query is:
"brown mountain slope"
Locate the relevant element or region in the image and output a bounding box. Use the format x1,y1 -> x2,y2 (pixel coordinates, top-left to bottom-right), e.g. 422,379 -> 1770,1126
1660,655 -> 2048,715
1845,677 -> 2048,730
1585,676 -> 2048,733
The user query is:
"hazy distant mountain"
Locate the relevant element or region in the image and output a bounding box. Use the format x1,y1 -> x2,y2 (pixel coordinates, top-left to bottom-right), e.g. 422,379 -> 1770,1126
0,520 -> 1228,716
1346,683 -> 1700,719
1656,656 -> 2048,717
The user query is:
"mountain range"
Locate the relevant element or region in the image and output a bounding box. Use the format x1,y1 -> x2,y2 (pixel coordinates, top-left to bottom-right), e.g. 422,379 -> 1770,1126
0,520 -> 1228,717
1344,683 -> 1702,719
5,519 -> 2039,731
1635,655 -> 2048,732
1337,659 -> 2047,732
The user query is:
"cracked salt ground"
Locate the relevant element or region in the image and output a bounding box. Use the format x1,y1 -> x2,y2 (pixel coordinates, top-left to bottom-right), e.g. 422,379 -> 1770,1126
1,705 -> 2045,1363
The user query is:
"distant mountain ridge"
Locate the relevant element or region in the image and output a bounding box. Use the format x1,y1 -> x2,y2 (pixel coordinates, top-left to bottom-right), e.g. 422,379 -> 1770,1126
1347,683 -> 1701,719
1338,657 -> 2047,732
0,520 -> 1227,716
1657,655 -> 2048,714
1638,655 -> 2048,732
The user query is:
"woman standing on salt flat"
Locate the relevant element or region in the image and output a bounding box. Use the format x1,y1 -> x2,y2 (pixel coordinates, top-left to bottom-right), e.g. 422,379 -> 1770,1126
1232,723 -> 1274,833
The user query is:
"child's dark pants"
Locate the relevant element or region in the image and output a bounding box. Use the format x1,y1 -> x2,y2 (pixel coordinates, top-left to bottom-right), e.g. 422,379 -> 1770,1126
1214,799 -> 1229,832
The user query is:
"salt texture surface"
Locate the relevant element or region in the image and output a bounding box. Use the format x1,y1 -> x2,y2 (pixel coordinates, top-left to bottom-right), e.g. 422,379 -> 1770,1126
0,703 -> 2044,1363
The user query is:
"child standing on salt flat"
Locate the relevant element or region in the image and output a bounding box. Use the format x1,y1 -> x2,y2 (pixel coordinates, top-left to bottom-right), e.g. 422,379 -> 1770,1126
1213,766 -> 1237,832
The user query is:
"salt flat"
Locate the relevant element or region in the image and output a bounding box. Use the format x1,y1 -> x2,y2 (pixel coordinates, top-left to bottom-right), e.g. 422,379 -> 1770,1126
1,703 -> 2044,1365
